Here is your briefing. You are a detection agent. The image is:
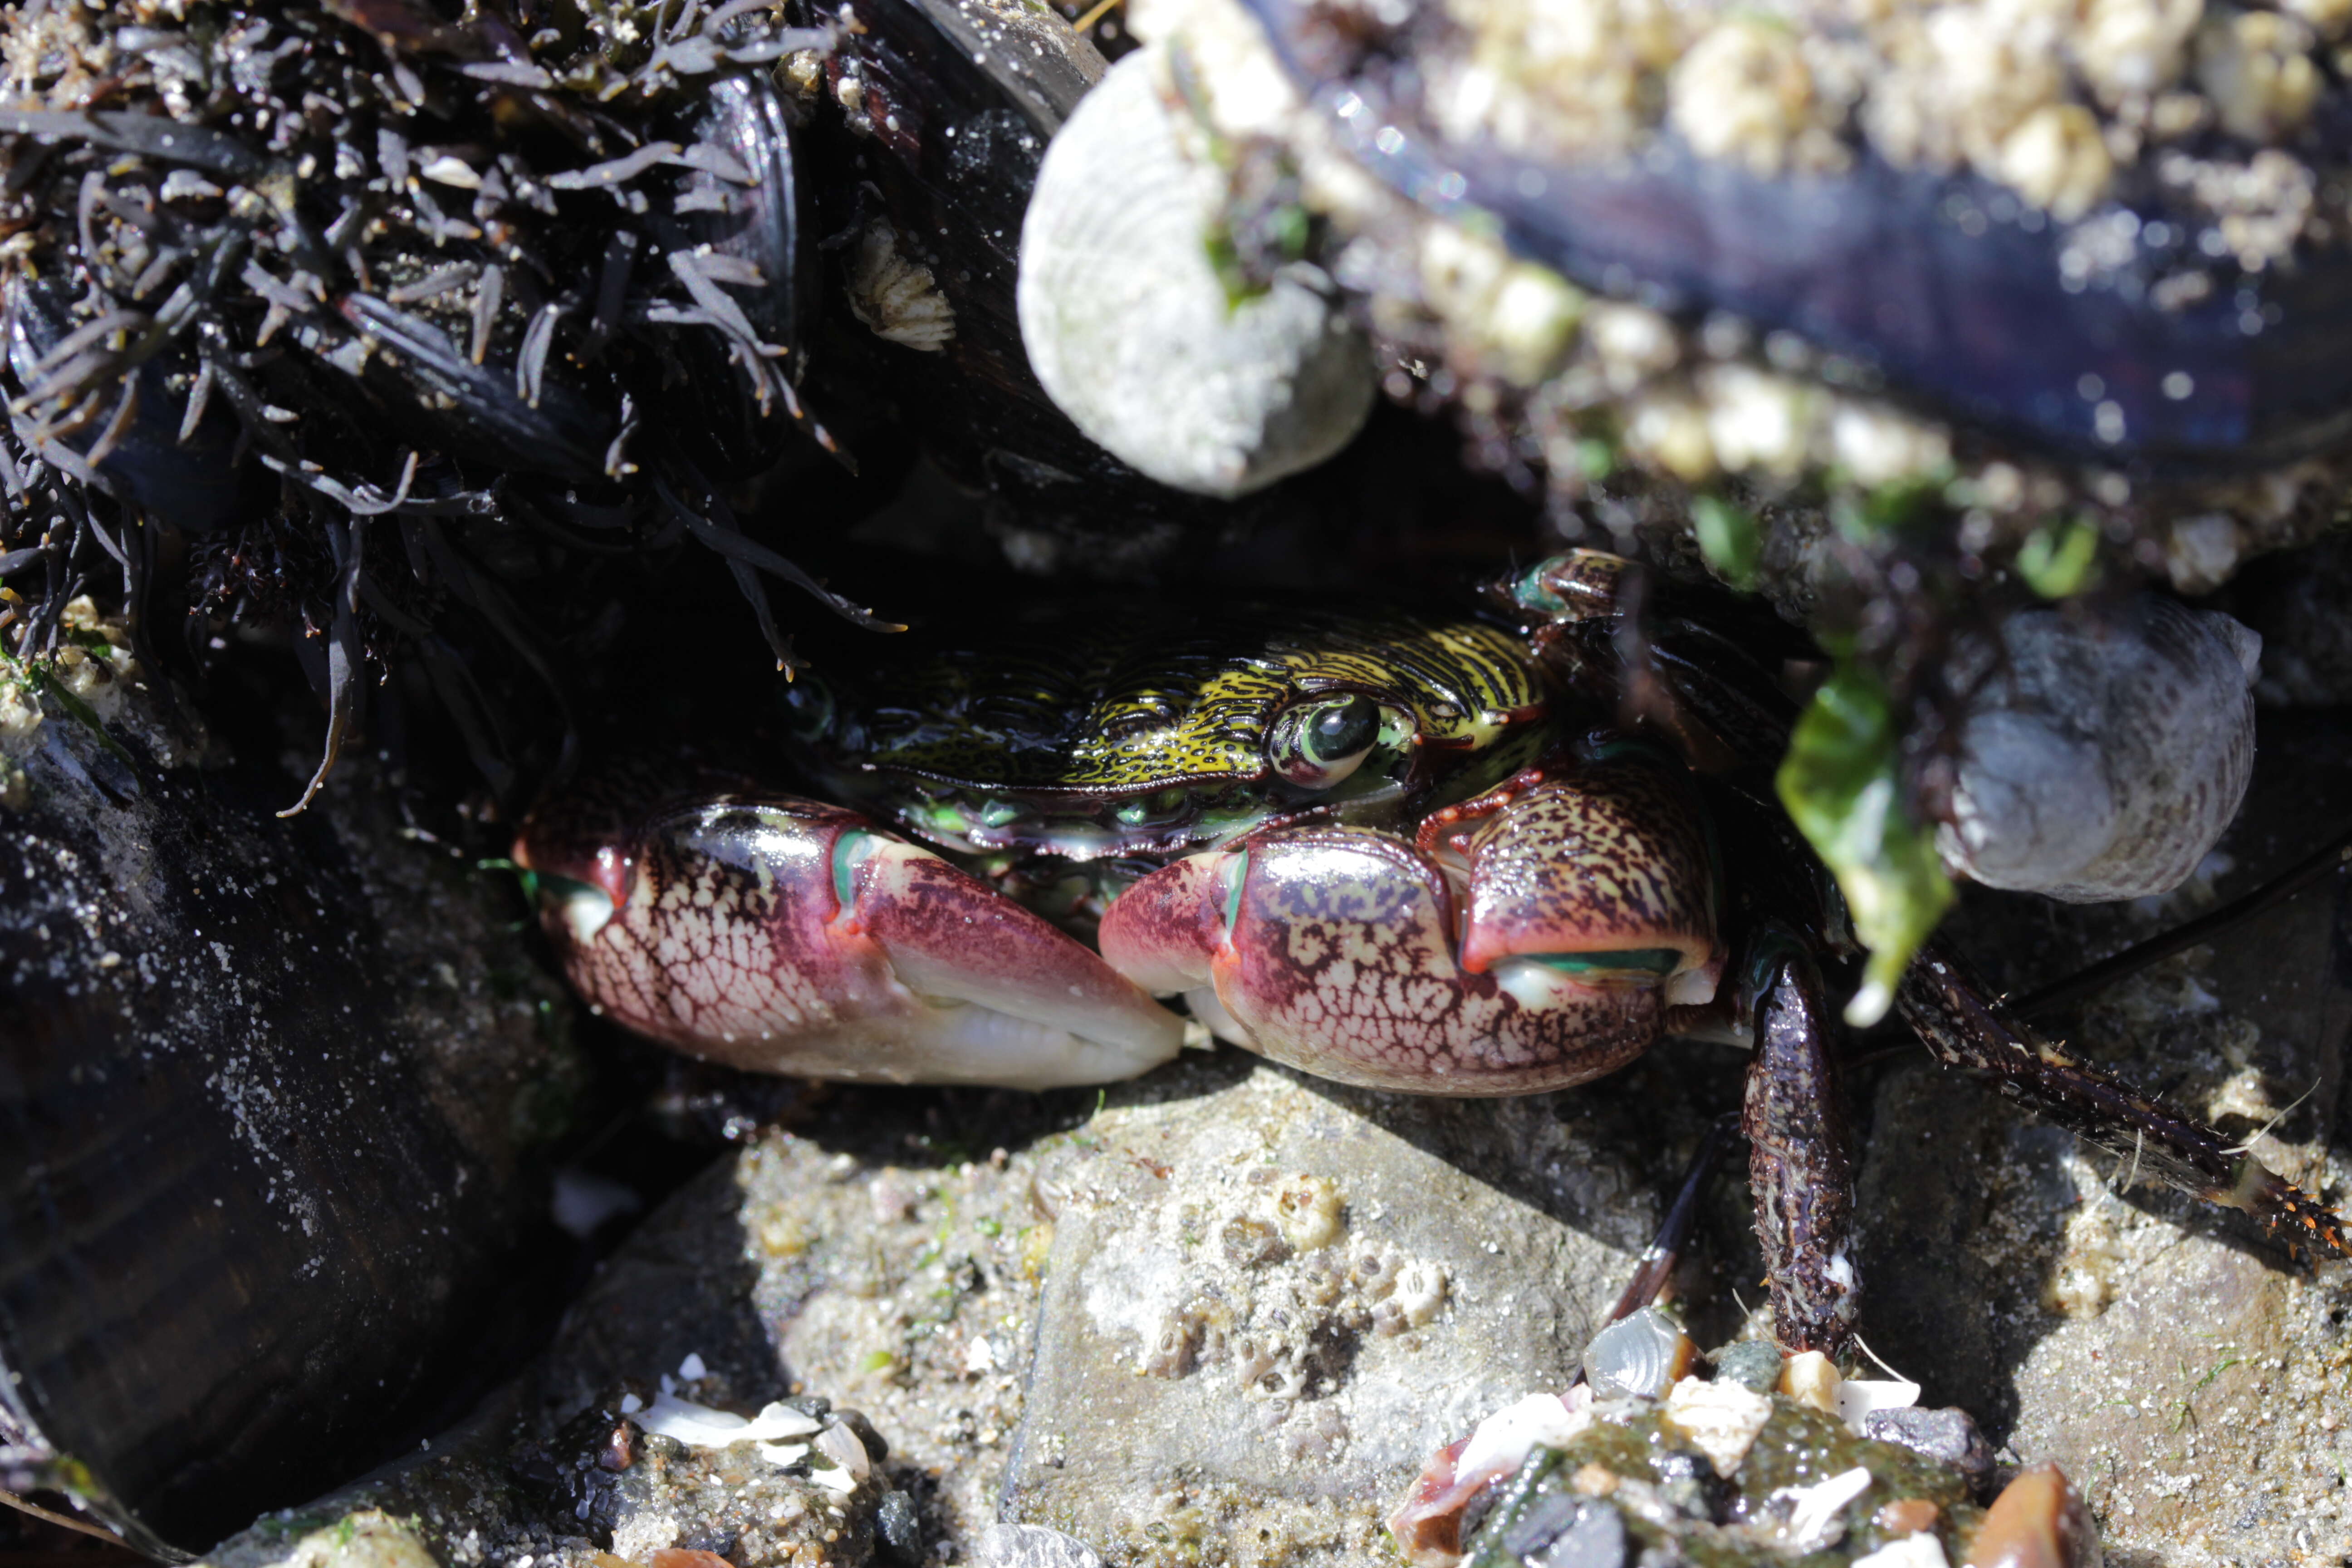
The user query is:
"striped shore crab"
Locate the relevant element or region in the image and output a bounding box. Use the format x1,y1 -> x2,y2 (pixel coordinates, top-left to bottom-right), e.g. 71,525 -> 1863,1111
1013,0 -> 2352,1019
516,549 -> 2350,1367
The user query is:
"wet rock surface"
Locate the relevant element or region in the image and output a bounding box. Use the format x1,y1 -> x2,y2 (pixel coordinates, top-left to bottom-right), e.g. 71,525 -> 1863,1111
999,1061 -> 1664,1564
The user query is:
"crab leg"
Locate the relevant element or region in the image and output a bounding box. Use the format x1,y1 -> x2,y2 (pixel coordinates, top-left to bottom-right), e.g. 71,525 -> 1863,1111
1606,1112 -> 1741,1323
1742,940 -> 1859,1357
1902,939 -> 2350,1258
1099,765 -> 1722,1095
514,791 -> 1186,1089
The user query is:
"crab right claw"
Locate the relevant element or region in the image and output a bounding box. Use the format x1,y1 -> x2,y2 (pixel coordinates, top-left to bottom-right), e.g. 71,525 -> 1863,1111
1099,764 -> 1722,1095
514,791 -> 1187,1090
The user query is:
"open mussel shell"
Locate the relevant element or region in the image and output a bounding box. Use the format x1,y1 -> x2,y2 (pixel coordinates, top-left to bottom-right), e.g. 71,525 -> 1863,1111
1240,0 -> 2352,477
1,701 -> 583,1554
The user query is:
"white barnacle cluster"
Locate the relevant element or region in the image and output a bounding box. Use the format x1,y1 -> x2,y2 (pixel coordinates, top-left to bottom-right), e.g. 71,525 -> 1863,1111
0,593 -> 152,808
1421,0 -> 2340,243
1127,1166 -> 1447,1447
846,220 -> 957,352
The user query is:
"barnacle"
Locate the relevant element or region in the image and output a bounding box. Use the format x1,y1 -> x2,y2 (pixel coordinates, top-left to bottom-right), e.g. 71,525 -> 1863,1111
0,0 -> 896,811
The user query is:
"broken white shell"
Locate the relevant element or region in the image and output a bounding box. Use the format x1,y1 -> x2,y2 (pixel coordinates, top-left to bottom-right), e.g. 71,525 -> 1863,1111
1938,596 -> 2260,902
1661,1375 -> 1774,1477
1017,47 -> 1375,498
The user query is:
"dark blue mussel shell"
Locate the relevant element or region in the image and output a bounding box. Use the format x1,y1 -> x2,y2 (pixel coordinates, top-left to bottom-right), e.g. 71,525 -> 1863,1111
1244,0 -> 2352,477
2,275 -> 255,536
647,72 -> 818,482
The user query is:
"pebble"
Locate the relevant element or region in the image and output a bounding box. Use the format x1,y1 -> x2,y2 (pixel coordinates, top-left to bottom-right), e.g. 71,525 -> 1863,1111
967,1524 -> 1106,1568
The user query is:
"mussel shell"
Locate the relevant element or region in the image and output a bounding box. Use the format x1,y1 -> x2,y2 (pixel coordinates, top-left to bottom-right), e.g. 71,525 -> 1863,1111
647,73 -> 817,481
1,716 -> 581,1553
1242,0 -> 2352,476
335,294 -> 618,485
2,274 -> 254,534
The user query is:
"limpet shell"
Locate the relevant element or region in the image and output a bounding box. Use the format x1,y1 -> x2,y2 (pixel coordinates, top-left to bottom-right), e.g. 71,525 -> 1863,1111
1017,48 -> 1375,498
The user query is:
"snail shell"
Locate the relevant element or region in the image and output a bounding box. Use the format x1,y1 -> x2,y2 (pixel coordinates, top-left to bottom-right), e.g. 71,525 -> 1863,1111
1938,596 -> 2260,903
1016,48 -> 1375,499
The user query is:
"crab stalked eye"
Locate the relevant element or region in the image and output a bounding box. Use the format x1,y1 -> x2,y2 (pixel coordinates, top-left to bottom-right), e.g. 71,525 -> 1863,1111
1270,695 -> 1382,789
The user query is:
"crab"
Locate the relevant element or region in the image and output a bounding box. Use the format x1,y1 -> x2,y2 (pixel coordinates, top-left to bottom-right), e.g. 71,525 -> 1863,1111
516,547 -> 2349,1366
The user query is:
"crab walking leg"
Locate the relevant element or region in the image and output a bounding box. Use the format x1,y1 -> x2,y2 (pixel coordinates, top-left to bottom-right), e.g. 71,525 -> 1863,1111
1743,943 -> 1859,1357
515,794 -> 1186,1089
1606,1112 -> 1741,1323
1902,940 -> 2351,1257
1100,781 -> 1720,1094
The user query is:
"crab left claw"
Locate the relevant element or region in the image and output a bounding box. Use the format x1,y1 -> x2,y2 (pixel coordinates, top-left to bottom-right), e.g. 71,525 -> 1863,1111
515,789 -> 1187,1090
1100,764 -> 1722,1094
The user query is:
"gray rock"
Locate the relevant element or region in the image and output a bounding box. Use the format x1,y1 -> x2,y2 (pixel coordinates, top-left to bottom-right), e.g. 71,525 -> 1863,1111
875,1491 -> 922,1567
1861,1406 -> 1994,1485
997,1056 -> 1680,1563
1520,1500 -> 1626,1568
1708,1339 -> 1785,1395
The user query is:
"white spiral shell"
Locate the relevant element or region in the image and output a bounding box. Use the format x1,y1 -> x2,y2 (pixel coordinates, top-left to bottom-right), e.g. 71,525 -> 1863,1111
1937,596 -> 2261,903
1016,47 -> 1375,499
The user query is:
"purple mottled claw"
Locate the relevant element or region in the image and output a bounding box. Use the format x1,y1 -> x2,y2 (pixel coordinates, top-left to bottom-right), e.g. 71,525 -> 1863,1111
515,790 -> 1185,1089
1101,765 -> 1721,1094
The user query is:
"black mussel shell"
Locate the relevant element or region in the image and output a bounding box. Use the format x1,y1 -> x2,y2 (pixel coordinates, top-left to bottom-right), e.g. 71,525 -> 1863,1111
0,720 -> 583,1554
647,73 -> 818,481
3,274 -> 256,536
335,294 -> 619,485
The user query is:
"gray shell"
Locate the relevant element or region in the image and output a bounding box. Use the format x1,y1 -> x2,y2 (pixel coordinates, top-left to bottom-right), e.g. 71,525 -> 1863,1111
1016,48 -> 1375,499
1938,596 -> 2260,903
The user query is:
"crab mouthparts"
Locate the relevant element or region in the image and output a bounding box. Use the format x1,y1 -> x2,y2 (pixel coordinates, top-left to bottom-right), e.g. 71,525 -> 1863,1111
896,779 -> 1295,859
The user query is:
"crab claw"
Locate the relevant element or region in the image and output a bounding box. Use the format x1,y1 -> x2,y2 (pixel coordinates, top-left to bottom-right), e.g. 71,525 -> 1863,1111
514,791 -> 1186,1089
1098,769 -> 1720,1095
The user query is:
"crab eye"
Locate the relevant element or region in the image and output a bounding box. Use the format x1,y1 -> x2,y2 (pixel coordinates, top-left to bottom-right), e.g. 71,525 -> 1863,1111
781,674 -> 834,741
1271,695 -> 1381,789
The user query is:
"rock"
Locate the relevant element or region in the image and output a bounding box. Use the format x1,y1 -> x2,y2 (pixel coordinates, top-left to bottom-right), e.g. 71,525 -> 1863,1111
1522,1500 -> 1626,1568
233,1511 -> 442,1568
1709,1340 -> 1786,1396
969,1523 -> 1106,1568
1861,1409 -> 1995,1488
874,1492 -> 922,1567
997,1057 -> 1674,1563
